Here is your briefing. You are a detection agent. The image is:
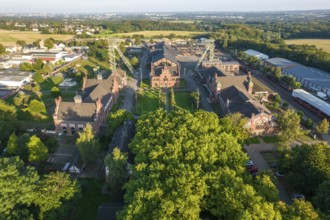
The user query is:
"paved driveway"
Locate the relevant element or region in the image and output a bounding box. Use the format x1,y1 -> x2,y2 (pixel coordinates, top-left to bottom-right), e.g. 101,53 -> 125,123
244,142 -> 292,204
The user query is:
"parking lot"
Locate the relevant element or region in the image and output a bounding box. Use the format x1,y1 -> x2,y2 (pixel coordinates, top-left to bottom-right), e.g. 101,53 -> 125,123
244,140 -> 292,204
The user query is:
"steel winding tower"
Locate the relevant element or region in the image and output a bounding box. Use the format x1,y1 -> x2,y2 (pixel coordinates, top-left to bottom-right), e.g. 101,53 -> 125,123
106,38 -> 134,73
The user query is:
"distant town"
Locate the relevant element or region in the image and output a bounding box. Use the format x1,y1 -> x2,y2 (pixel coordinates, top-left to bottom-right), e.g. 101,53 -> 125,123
0,9 -> 330,220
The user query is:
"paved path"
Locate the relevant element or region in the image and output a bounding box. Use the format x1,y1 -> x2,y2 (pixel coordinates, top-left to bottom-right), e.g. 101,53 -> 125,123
121,77 -> 138,112
244,142 -> 292,204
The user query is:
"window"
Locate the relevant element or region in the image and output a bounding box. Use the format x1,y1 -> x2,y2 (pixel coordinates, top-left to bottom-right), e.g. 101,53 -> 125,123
62,126 -> 67,134
71,127 -> 76,135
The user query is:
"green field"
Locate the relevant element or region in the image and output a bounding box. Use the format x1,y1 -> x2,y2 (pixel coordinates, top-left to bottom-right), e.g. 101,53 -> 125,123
0,29 -> 73,46
174,91 -> 195,112
285,39 -> 330,53
105,30 -> 207,38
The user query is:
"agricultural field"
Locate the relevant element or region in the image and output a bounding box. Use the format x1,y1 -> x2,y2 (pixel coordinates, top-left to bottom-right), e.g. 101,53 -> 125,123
104,30 -> 207,38
285,39 -> 330,53
0,29 -> 73,46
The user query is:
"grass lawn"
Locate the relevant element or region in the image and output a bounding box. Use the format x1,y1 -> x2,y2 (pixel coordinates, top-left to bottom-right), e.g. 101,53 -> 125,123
245,137 -> 260,145
0,29 -> 73,46
295,134 -> 315,143
134,81 -> 160,115
68,179 -> 109,220
174,91 -> 195,112
179,79 -> 186,88
285,39 -> 330,53
263,135 -> 280,143
106,30 -> 207,38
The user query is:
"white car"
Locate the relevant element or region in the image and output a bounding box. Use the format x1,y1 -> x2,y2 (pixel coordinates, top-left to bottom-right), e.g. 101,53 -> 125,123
246,160 -> 254,166
275,171 -> 285,177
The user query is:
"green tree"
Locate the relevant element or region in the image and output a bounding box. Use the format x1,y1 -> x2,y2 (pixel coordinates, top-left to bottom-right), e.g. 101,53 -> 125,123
16,40 -> 27,48
27,135 -> 48,163
219,113 -> 250,144
170,87 -> 176,108
51,87 -> 61,98
33,39 -> 41,48
76,124 -> 100,165
0,157 -> 38,219
0,44 -> 6,54
274,67 -> 282,79
313,180 -> 330,214
0,100 -> 19,145
33,72 -> 44,83
119,42 -> 126,54
16,133 -> 30,161
20,62 -> 33,71
7,133 -> 18,155
284,200 -> 319,220
33,58 -> 44,70
134,36 -> 141,45
274,94 -> 281,102
34,172 -> 79,219
277,109 -> 302,142
284,143 -> 330,196
316,119 -> 329,135
222,39 -> 228,48
119,109 -> 249,219
190,90 -> 200,109
42,62 -> 55,74
104,147 -> 128,189
106,109 -> 134,140
44,38 -> 54,49
130,56 -> 139,68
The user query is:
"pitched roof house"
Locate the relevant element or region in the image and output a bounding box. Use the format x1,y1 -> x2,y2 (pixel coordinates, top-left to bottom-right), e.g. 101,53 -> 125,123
53,69 -> 127,135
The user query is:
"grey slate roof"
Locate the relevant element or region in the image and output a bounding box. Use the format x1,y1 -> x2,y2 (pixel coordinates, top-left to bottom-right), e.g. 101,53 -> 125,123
203,66 -> 226,77
265,58 -> 299,69
284,65 -> 330,90
151,44 -> 178,64
57,69 -> 125,121
56,102 -> 96,122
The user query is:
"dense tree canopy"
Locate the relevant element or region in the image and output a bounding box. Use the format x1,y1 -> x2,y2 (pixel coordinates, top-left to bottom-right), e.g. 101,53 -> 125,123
0,157 -> 79,219
277,109 -> 302,142
76,123 -> 100,165
118,109 -> 282,219
0,100 -> 19,146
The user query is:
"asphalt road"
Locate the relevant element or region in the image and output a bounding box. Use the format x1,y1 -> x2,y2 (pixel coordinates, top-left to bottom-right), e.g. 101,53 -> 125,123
244,142 -> 292,204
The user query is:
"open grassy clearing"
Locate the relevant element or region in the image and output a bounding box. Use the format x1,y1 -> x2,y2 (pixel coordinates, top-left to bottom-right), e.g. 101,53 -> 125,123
103,30 -> 207,38
285,39 -> 330,53
0,29 -> 73,46
174,91 -> 195,112
134,80 -> 160,115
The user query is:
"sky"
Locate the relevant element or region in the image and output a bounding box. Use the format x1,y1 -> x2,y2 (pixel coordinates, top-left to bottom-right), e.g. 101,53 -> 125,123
0,0 -> 329,13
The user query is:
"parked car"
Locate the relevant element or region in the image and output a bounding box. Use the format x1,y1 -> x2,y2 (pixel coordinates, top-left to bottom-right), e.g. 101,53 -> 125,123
248,166 -> 258,173
291,193 -> 305,200
246,160 -> 254,166
275,171 -> 285,177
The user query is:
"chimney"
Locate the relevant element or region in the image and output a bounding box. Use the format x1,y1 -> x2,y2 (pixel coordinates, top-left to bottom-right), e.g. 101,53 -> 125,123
82,75 -> 87,91
53,96 -> 62,119
74,95 -> 82,104
94,98 -> 103,121
97,73 -> 103,80
248,78 -> 254,94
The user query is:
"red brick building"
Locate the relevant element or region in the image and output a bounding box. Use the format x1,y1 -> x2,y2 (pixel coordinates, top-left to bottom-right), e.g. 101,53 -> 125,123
53,69 -> 126,135
204,67 -> 275,135
149,42 -> 180,88
202,60 -> 240,75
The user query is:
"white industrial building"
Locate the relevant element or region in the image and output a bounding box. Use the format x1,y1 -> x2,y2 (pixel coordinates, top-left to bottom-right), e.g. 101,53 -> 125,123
283,65 -> 330,97
0,70 -> 33,88
244,49 -> 269,61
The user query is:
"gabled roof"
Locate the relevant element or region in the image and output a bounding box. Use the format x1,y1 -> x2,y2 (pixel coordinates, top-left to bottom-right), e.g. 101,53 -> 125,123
203,66 -> 226,77
56,102 -> 96,122
151,44 -> 178,64
220,86 -> 270,118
